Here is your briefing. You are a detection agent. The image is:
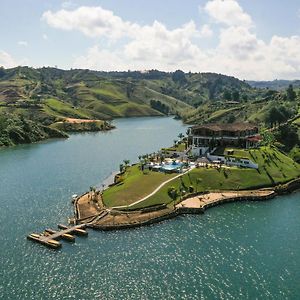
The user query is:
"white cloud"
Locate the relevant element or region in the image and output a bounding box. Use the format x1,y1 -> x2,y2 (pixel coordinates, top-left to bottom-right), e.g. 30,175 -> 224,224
74,46 -> 127,71
73,20 -> 207,72
42,6 -> 210,41
42,6 -> 136,39
18,41 -> 28,47
44,3 -> 300,80
204,0 -> 253,28
42,34 -> 48,40
200,24 -> 213,37
0,51 -> 18,68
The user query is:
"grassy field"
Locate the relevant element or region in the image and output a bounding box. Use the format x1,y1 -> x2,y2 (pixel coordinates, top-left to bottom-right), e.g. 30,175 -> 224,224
102,164 -> 177,207
162,142 -> 186,152
103,146 -> 300,209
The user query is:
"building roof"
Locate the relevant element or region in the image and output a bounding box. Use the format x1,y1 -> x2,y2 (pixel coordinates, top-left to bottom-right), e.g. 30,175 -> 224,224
191,122 -> 258,132
247,135 -> 262,142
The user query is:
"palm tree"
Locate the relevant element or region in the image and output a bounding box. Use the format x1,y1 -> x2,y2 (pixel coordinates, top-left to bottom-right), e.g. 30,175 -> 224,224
178,133 -> 184,140
123,159 -> 130,167
119,163 -> 124,173
90,186 -> 96,202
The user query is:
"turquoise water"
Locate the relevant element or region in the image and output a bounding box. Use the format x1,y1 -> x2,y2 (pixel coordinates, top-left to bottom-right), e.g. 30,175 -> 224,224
0,116 -> 300,299
161,162 -> 183,172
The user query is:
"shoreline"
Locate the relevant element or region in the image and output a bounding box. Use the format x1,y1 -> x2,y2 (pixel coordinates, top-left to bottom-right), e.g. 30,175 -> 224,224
1,115 -> 178,149
75,177 -> 300,231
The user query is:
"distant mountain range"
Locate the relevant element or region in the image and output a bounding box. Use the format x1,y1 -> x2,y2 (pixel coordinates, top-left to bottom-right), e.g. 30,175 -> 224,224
247,79 -> 300,90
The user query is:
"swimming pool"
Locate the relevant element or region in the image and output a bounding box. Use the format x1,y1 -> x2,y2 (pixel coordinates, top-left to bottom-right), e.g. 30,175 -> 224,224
160,162 -> 183,171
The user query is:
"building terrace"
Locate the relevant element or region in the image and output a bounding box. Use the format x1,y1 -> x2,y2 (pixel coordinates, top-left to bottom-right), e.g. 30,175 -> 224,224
188,122 -> 260,156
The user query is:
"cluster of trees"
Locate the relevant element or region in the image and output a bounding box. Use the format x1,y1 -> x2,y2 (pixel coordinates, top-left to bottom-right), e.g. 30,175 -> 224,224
150,100 -> 170,115
0,113 -> 66,147
286,84 -> 297,101
172,70 -> 187,84
274,124 -> 299,151
119,159 -> 130,173
0,67 -> 6,78
265,105 -> 292,127
223,89 -> 243,102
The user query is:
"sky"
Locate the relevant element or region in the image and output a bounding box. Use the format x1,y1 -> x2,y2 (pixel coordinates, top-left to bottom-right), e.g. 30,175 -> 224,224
1,0 -> 300,80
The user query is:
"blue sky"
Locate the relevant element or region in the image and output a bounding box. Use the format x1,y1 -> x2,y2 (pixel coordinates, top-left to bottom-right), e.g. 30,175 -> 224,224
1,0 -> 300,80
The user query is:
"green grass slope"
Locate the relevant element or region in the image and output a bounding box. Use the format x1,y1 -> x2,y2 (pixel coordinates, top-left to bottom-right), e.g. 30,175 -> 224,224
138,147 -> 300,208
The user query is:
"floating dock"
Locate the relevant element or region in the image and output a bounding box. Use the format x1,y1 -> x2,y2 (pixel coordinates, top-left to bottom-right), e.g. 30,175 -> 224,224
27,224 -> 87,249
58,224 -> 88,236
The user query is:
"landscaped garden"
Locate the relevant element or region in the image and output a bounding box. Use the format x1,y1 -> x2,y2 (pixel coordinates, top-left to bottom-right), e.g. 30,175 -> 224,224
102,164 -> 177,207
102,146 -> 300,210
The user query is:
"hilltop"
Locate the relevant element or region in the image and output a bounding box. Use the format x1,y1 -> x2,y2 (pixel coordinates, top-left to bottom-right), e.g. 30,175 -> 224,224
1,66 -> 300,150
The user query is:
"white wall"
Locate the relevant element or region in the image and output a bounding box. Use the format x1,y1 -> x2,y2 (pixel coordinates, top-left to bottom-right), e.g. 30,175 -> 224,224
207,153 -> 258,169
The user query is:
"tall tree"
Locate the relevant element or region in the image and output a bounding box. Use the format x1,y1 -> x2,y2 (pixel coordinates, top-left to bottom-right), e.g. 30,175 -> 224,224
172,70 -> 187,84
286,84 -> 297,101
232,90 -> 240,102
223,89 -> 232,101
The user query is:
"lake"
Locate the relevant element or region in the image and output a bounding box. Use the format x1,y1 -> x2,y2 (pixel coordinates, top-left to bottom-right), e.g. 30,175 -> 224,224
0,116 -> 299,299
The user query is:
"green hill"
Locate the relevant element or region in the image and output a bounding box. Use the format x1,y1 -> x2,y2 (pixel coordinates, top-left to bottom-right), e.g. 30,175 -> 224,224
0,113 -> 67,147
1,66 -> 300,147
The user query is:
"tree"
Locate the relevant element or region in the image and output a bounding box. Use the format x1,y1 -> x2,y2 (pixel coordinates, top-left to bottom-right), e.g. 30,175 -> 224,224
150,100 -> 170,115
168,186 -> 178,208
266,105 -> 291,127
0,67 -> 6,78
286,84 -> 297,101
223,89 -> 232,101
227,114 -> 236,123
274,124 -> 299,151
260,129 -> 275,146
232,90 -> 240,102
178,133 -> 184,140
89,186 -> 96,202
172,70 -> 187,84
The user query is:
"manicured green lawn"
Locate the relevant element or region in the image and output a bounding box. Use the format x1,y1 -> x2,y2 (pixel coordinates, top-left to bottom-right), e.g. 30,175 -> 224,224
129,146 -> 300,209
163,142 -> 186,152
102,164 -> 177,207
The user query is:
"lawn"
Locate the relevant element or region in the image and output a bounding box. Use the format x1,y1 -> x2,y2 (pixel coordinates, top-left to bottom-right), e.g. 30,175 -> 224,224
102,164 -> 177,207
128,146 -> 300,209
162,142 -> 186,152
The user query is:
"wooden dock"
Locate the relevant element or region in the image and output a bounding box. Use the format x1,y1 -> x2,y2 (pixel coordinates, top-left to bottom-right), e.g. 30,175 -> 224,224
27,224 -> 88,249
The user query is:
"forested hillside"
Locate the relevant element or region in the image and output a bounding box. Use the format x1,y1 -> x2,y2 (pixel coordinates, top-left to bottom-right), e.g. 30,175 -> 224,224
1,66 -> 300,148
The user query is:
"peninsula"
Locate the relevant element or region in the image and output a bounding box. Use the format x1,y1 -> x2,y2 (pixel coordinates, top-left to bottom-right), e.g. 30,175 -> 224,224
27,118 -> 300,249
68,122 -> 300,232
